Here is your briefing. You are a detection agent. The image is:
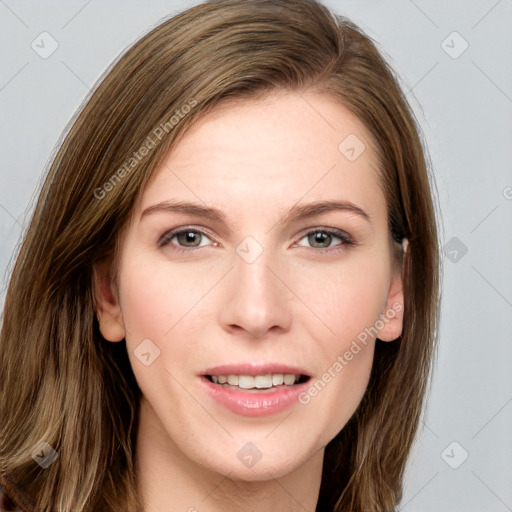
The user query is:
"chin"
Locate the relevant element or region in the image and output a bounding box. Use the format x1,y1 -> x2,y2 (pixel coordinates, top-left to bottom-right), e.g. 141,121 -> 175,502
194,434 -> 320,482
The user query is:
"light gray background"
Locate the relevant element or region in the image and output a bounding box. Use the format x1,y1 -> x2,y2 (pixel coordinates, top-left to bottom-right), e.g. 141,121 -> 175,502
1,1 -> 511,511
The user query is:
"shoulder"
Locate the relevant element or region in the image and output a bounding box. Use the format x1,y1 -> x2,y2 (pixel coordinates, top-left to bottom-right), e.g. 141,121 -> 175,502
0,474 -> 33,512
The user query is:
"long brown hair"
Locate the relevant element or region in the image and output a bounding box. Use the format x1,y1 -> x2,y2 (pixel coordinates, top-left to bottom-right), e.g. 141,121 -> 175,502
0,1 -> 440,510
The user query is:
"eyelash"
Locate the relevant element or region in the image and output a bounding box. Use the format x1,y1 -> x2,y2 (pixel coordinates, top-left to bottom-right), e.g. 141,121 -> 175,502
157,226 -> 355,254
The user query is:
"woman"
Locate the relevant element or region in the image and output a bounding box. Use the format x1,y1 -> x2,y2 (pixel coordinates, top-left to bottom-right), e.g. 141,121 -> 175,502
0,0 -> 440,510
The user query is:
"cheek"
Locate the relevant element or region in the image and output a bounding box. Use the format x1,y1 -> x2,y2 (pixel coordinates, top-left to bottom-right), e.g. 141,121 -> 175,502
118,254 -> 217,340
291,251 -> 391,345
116,254 -> 223,395
290,255 -> 389,438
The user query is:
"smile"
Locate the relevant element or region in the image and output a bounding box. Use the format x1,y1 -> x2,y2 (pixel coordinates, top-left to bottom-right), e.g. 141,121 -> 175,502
206,373 -> 309,390
201,372 -> 312,417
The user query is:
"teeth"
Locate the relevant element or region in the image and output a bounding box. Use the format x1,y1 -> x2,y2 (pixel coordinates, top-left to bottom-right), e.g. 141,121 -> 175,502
227,375 -> 239,385
283,374 -> 296,385
239,375 -> 255,389
255,375 -> 272,388
209,373 -> 301,389
272,374 -> 284,386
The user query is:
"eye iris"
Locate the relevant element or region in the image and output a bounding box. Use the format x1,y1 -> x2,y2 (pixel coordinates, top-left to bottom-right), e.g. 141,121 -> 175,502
309,232 -> 331,248
177,231 -> 201,247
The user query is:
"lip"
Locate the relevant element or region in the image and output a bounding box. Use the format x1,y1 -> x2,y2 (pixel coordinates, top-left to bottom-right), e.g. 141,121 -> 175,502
202,362 -> 311,377
200,362 -> 312,417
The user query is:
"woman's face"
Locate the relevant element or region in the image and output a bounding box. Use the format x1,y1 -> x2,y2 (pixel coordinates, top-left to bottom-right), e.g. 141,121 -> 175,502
96,91 -> 404,480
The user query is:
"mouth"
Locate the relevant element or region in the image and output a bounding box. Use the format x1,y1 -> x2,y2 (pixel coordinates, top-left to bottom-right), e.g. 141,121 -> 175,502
204,373 -> 311,393
200,362 -> 313,415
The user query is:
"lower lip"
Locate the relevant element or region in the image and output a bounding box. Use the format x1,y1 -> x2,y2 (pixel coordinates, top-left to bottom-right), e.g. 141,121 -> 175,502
200,376 -> 311,417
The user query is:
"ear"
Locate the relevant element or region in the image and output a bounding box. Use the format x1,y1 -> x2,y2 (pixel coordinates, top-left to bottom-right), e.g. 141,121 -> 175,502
377,240 -> 407,342
93,259 -> 126,342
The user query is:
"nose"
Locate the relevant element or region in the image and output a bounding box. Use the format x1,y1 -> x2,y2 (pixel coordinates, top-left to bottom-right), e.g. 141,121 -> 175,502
218,247 -> 292,339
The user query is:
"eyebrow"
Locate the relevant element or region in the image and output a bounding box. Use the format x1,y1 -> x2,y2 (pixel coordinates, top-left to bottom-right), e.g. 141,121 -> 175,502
140,198 -> 371,229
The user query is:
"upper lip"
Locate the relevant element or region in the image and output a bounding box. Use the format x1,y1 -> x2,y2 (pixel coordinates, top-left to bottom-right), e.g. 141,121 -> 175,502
202,362 -> 311,377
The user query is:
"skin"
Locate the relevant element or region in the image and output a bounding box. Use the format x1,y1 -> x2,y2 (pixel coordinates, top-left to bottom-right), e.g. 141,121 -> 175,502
95,90 -> 404,512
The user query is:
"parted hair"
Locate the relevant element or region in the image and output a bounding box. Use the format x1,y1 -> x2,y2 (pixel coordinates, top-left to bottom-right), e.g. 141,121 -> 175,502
0,1 -> 440,510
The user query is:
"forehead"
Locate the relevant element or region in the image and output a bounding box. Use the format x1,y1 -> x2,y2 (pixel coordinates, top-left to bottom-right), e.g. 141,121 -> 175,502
139,91 -> 385,224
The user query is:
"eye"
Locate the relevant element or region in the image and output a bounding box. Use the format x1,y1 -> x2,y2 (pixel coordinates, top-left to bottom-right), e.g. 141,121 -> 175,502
158,227 -> 215,251
158,226 -> 354,254
295,228 -> 354,251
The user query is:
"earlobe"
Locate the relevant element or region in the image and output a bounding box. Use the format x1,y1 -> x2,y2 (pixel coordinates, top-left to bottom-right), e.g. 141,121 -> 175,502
93,260 -> 126,343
